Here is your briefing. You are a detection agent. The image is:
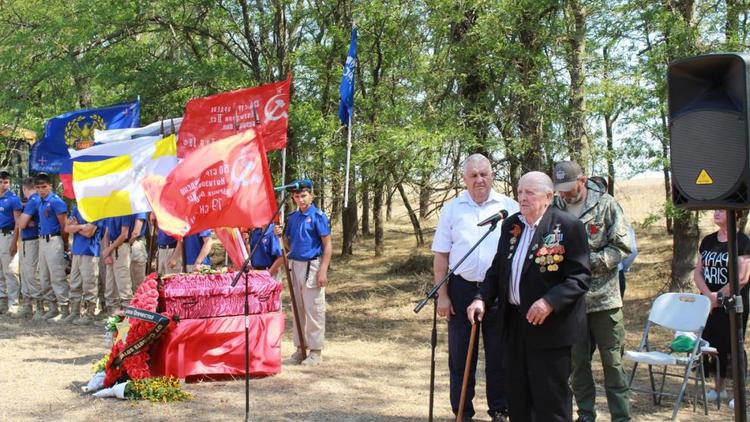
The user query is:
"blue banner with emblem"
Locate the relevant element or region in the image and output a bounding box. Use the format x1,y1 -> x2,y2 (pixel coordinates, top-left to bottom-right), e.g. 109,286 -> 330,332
338,28 -> 357,127
29,101 -> 140,174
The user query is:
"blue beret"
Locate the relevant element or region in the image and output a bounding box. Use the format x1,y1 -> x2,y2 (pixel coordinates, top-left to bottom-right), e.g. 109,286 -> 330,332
289,178 -> 313,191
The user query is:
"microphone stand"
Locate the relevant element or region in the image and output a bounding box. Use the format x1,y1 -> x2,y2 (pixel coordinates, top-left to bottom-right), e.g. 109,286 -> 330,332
413,218 -> 502,421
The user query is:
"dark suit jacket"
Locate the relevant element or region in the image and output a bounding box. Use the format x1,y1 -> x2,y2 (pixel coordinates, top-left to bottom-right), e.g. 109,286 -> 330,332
478,206 -> 591,350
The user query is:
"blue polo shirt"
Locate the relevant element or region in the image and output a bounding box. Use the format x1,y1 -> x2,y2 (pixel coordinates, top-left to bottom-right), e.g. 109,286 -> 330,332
105,215 -> 134,242
184,230 -> 212,266
38,193 -> 67,236
285,204 -> 330,261
129,213 -> 149,239
0,190 -> 22,230
250,224 -> 282,268
21,193 -> 40,240
70,207 -> 101,256
157,229 -> 177,247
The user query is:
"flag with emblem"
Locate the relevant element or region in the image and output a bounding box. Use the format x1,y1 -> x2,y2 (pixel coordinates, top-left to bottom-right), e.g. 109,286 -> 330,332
177,78 -> 290,158
29,100 -> 140,174
143,130 -> 277,239
71,135 -> 178,222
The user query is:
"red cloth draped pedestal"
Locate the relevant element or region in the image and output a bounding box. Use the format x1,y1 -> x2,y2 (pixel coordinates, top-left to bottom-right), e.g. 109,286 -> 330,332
150,311 -> 284,381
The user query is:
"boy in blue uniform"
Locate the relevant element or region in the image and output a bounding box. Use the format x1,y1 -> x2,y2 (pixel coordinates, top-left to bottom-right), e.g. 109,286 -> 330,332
184,230 -> 213,272
128,213 -> 149,290
64,205 -> 102,324
152,212 -> 182,275
249,224 -> 283,277
34,173 -> 69,321
101,215 -> 133,313
0,171 -> 22,314
15,177 -> 41,319
281,179 -> 332,366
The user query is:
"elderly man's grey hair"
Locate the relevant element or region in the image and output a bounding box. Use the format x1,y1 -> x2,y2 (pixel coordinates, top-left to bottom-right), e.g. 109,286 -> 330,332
519,171 -> 554,194
462,153 -> 492,175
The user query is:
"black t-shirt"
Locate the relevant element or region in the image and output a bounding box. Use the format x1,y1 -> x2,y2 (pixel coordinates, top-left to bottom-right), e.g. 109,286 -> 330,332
699,231 -> 750,293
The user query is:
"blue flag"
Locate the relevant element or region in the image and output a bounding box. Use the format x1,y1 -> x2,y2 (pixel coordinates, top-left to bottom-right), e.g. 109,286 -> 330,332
29,101 -> 140,174
338,28 -> 357,127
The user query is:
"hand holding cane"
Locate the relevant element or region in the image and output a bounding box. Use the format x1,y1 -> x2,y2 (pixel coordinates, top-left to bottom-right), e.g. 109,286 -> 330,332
457,315 -> 479,422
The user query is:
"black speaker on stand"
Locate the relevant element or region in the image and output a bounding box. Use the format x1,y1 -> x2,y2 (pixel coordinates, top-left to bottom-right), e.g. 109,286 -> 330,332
668,53 -> 748,422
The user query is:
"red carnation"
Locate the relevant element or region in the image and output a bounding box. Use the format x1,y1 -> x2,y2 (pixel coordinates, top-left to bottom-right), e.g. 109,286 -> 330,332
589,224 -> 599,235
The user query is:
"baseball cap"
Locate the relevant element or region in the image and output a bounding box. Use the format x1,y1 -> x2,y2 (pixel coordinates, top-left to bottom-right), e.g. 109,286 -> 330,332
553,161 -> 583,192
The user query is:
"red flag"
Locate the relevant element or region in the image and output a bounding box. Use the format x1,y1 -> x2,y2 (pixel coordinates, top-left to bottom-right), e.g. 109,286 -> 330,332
177,78 -> 290,158
215,227 -> 249,270
143,130 -> 277,239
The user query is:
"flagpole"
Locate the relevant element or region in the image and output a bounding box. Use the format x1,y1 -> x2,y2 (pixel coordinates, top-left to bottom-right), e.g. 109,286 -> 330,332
344,114 -> 353,208
281,148 -> 287,224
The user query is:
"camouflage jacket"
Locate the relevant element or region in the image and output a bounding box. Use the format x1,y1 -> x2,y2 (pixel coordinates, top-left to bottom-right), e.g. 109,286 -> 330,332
555,181 -> 631,313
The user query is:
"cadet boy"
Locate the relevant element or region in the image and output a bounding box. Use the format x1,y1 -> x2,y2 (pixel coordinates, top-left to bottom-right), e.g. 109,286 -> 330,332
129,212 -> 149,290
34,173 -> 69,321
281,179 -> 332,366
184,230 -> 213,272
0,170 -> 21,314
63,205 -> 101,324
15,177 -> 41,319
249,224 -> 283,277
101,215 -> 133,313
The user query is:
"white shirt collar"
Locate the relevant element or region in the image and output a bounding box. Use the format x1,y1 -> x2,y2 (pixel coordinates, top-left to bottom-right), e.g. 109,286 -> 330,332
458,189 -> 502,207
519,213 -> 543,229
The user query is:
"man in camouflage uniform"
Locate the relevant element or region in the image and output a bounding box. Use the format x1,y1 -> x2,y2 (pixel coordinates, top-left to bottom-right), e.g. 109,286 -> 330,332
553,161 -> 632,422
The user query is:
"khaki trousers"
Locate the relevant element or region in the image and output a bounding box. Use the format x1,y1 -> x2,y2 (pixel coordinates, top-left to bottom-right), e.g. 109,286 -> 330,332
97,238 -> 106,308
20,238 -> 40,300
105,243 -> 132,308
70,255 -> 98,303
39,236 -> 68,306
0,233 -> 19,301
130,238 -> 147,291
157,247 -> 181,275
289,258 -> 325,350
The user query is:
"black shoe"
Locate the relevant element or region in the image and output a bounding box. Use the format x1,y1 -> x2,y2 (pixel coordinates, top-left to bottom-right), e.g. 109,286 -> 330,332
490,411 -> 509,422
576,417 -> 595,422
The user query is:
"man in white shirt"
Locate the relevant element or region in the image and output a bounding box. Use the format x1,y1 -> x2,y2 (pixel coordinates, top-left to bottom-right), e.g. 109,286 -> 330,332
432,153 -> 519,422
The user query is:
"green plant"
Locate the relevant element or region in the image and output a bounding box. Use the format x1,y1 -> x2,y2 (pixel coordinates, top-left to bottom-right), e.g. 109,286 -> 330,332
92,354 -> 109,374
125,376 -> 193,403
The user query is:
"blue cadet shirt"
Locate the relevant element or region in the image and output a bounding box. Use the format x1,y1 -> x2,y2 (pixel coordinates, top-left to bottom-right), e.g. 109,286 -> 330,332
38,193 -> 67,236
285,204 -> 331,261
70,207 -> 101,256
0,190 -> 22,230
106,215 -> 134,242
184,230 -> 212,266
21,193 -> 40,240
129,212 -> 149,239
157,229 -> 178,247
250,224 -> 282,268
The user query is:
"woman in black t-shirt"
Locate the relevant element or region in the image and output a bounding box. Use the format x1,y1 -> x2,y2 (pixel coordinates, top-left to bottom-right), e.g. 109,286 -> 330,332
693,209 -> 750,404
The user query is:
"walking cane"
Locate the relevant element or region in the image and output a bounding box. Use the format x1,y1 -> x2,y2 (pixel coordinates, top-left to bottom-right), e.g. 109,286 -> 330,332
456,319 -> 479,422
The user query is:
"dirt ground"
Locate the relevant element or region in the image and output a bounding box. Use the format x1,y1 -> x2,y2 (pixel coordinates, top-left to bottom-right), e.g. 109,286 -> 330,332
0,177 -> 747,421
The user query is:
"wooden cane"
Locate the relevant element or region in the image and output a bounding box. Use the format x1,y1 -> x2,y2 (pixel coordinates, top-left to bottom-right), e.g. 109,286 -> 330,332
456,320 -> 479,422
279,239 -> 307,360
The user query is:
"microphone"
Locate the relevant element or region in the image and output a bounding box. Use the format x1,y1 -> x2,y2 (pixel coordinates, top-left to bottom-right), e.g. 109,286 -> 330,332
477,209 -> 508,227
273,182 -> 301,192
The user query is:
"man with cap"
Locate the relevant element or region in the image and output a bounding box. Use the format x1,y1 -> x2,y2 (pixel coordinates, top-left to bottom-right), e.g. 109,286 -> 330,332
15,177 -> 42,319
0,170 -> 22,314
278,178 -> 331,366
553,160 -> 632,422
432,153 -> 518,421
184,230 -> 213,272
249,224 -> 283,277
34,173 -> 70,321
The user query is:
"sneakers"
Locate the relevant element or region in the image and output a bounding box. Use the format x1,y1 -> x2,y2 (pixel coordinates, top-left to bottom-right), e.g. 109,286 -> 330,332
301,350 -> 322,366
729,399 -> 735,410
289,348 -> 306,364
706,389 -> 729,402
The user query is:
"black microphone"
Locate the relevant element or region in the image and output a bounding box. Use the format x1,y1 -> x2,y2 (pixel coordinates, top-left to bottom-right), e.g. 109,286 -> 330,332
273,182 -> 301,192
477,209 -> 508,227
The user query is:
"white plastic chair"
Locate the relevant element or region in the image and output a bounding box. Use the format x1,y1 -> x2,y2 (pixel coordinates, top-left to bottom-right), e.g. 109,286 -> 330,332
624,292 -> 711,420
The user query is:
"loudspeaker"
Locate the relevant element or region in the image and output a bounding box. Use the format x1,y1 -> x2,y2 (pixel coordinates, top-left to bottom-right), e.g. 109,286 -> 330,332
669,53 -> 750,210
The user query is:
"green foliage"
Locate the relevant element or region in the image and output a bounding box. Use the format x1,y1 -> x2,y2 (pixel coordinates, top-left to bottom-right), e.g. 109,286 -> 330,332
92,354 -> 109,374
125,376 -> 193,403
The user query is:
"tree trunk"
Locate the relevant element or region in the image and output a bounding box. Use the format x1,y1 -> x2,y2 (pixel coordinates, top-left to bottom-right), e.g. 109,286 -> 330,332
670,211 -> 700,291
419,172 -> 431,220
374,183 -> 384,256
395,180 -> 424,247
726,0 -> 740,48
565,0 -> 589,165
341,170 -> 358,256
361,176 -> 371,236
604,114 -> 616,196
330,177 -> 341,226
386,186 -> 394,221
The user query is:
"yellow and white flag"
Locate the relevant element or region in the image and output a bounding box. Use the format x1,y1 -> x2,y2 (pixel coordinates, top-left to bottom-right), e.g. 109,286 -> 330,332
71,134 -> 178,222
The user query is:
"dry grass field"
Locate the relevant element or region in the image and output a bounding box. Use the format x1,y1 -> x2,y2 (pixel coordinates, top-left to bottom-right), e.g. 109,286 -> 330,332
0,176 -> 747,421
